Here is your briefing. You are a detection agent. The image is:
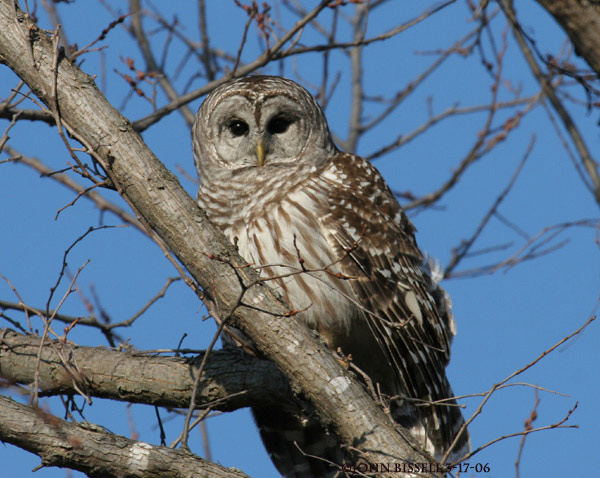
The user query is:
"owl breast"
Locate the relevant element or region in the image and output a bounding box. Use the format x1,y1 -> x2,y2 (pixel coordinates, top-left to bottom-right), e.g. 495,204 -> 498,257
199,169 -> 360,351
230,186 -> 359,346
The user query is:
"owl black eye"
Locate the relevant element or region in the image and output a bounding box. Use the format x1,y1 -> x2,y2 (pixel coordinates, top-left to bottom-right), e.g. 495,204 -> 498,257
267,116 -> 292,135
228,119 -> 249,137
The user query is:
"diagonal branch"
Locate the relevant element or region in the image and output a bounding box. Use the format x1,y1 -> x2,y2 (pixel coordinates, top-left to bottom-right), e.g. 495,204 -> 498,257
534,0 -> 600,79
503,0 -> 600,207
4,145 -> 143,232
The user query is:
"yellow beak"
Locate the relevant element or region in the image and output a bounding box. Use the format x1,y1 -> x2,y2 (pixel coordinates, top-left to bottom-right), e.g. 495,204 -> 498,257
256,139 -> 265,167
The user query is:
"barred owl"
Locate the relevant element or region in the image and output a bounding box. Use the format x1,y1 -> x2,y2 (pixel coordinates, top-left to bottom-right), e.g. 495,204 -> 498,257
193,75 -> 469,477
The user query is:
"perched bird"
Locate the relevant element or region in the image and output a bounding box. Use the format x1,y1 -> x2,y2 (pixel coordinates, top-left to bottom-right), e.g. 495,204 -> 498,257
193,75 -> 469,477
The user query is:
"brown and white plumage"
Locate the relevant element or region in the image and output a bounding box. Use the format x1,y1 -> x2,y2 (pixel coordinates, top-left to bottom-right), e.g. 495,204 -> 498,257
193,75 -> 469,477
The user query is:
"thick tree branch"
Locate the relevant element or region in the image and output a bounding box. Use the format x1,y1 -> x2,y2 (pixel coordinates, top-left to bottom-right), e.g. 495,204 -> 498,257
505,0 -> 600,206
0,106 -> 55,125
0,328 -> 288,411
535,0 -> 600,78
0,2 -> 440,475
0,395 -> 250,478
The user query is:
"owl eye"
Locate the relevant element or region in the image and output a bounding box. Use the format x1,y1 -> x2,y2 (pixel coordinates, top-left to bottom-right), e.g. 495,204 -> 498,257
228,119 -> 249,137
267,115 -> 292,135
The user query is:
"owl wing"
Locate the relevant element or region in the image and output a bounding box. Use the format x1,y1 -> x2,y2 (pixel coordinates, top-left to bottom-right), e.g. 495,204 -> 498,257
313,152 -> 467,459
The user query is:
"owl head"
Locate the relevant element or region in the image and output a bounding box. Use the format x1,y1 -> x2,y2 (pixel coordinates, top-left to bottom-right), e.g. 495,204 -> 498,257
193,76 -> 337,183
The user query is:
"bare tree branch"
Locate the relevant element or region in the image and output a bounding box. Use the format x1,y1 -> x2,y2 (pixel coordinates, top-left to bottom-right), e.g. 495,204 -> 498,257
443,315 -> 593,463
0,106 -> 55,125
503,0 -> 600,207
0,327 -> 288,411
445,135 -> 534,277
4,146 -> 144,231
534,0 -> 600,78
0,395 -> 251,478
132,0 -> 334,132
129,0 -> 195,127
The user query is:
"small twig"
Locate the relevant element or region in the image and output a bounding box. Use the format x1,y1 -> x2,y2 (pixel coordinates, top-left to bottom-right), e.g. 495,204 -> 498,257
466,402 -> 578,462
0,79 -> 25,114
232,2 -> 255,75
445,134 -> 534,276
200,420 -> 212,462
0,274 -> 35,332
515,389 -> 540,478
153,406 -> 166,446
41,0 -> 69,51
197,0 -> 216,81
346,3 -> 367,153
490,219 -> 598,274
46,26 -> 102,186
179,300 -> 229,450
32,260 -> 90,407
129,0 -> 194,126
442,315 -> 594,463
54,180 -> 110,220
46,226 -> 117,317
170,408 -> 212,449
70,13 -> 129,61
0,109 -> 21,153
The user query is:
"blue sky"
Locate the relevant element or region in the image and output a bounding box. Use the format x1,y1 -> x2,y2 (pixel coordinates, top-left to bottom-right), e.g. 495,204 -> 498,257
1,1 -> 599,477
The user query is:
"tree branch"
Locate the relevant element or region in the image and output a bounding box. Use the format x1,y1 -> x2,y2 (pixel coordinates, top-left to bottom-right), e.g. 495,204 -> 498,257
504,0 -> 600,206
534,0 -> 600,78
129,0 -> 195,127
0,327 -> 288,411
131,0 -> 333,132
0,395 -> 250,478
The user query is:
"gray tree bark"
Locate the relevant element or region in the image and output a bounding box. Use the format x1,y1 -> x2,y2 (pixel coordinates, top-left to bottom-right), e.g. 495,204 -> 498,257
535,0 -> 600,78
0,328 -> 288,411
0,395 -> 250,478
